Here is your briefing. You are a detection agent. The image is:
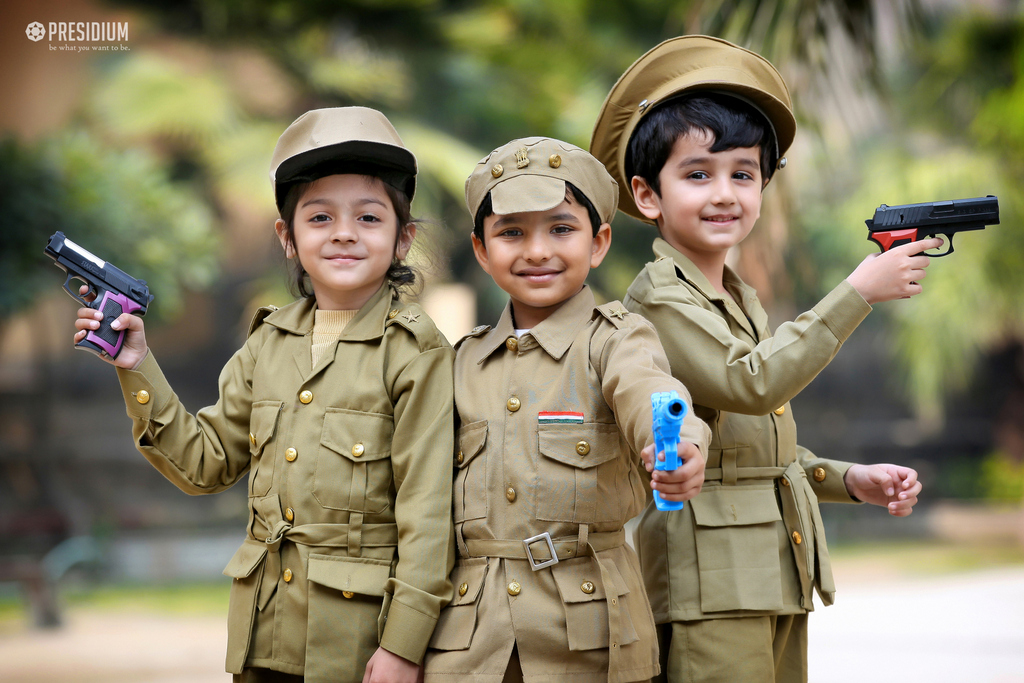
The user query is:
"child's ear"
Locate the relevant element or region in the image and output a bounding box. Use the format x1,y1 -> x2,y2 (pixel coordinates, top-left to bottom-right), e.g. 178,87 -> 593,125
631,176 -> 663,223
470,232 -> 492,276
395,223 -> 417,260
590,223 -> 612,269
275,219 -> 295,259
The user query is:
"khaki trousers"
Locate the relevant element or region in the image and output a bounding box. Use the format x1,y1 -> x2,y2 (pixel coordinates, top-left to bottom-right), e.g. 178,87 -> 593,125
653,614 -> 807,683
233,668 -> 305,683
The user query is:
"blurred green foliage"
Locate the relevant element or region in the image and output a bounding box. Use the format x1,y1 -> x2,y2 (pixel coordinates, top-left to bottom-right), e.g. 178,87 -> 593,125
980,451 -> 1024,503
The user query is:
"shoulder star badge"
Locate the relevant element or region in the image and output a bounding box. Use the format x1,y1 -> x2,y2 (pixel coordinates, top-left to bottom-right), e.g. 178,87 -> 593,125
402,312 -> 420,323
609,308 -> 628,320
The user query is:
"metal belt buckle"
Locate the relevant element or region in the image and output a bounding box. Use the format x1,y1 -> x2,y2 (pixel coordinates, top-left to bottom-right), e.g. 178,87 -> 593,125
523,532 -> 559,571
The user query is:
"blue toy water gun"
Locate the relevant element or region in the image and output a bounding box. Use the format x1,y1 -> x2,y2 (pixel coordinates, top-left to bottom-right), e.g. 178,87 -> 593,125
651,391 -> 689,511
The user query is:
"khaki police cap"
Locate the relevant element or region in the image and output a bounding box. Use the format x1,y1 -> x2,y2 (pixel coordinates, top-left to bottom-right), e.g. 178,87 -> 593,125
466,137 -> 618,224
270,106 -> 417,210
590,35 -> 795,222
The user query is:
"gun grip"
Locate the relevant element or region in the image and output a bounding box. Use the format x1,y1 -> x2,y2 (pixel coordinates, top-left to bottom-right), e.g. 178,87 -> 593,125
77,291 -> 139,359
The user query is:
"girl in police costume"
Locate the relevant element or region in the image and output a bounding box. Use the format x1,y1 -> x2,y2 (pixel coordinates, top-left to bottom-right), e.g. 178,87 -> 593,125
73,107 -> 455,683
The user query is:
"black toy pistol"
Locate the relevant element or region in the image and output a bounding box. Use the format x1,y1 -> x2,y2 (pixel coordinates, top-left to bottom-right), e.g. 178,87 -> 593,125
866,195 -> 999,256
44,232 -> 153,359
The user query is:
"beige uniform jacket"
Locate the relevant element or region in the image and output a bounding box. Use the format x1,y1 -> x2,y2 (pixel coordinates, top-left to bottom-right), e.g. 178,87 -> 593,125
114,284 -> 455,681
424,286 -> 710,683
623,238 -> 872,624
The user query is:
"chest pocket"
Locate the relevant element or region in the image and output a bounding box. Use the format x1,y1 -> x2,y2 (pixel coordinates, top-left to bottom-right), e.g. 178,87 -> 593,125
536,423 -> 626,523
314,408 -> 395,513
454,421 -> 488,523
249,401 -> 283,497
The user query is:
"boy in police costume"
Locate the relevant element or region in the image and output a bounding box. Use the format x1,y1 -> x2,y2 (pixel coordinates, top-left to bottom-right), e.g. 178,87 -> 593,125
590,36 -> 930,682
423,137 -> 711,683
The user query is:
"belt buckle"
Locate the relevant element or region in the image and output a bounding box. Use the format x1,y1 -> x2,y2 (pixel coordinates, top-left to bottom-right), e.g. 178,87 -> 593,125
523,532 -> 559,571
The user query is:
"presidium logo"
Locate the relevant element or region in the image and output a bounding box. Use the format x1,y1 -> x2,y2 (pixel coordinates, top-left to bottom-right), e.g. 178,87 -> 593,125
25,20 -> 130,51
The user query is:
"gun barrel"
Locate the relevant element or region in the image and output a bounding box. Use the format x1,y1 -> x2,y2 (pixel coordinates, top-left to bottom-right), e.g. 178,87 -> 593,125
866,196 -> 999,232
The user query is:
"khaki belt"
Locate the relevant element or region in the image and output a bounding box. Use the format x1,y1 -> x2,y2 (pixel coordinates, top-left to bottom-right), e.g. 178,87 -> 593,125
703,466 -> 788,482
463,529 -> 625,563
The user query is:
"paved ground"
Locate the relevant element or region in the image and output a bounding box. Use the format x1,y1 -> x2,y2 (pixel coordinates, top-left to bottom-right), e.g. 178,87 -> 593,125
1,567 -> 1022,682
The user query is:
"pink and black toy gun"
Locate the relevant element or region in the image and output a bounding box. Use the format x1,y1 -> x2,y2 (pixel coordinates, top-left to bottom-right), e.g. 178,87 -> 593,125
45,231 -> 153,359
866,195 -> 999,256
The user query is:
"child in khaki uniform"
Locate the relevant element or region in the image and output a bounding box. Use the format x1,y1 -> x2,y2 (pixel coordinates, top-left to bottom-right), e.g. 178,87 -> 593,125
590,37 -> 933,682
424,137 -> 711,683
73,107 -> 455,683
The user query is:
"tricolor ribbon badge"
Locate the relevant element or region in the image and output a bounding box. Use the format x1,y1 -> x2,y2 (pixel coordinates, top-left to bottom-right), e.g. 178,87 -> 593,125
538,411 -> 584,425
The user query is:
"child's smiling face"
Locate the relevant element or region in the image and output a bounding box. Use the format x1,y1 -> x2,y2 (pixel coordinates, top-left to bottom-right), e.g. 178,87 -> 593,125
276,173 -> 414,311
632,130 -> 763,268
472,191 -> 611,329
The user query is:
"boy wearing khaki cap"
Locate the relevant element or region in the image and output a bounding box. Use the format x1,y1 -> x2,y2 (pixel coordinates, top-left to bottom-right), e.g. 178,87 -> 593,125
590,36 -> 932,682
424,137 -> 710,683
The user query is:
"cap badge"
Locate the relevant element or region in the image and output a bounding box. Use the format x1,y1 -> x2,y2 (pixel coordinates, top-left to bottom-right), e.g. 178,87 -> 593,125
491,164 -> 504,178
548,154 -> 561,168
515,148 -> 529,169
638,99 -> 650,113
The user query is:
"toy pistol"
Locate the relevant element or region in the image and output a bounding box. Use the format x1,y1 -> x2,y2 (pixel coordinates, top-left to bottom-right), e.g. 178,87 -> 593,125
44,231 -> 153,359
865,195 -> 999,257
651,390 -> 689,512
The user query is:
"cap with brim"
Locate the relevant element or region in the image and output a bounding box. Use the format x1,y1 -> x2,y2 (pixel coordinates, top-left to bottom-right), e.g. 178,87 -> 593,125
270,107 -> 417,211
466,137 -> 617,224
590,35 -> 795,222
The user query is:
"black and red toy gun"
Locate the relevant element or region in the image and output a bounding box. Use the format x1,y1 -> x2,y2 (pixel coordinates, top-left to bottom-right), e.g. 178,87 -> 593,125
866,195 -> 999,256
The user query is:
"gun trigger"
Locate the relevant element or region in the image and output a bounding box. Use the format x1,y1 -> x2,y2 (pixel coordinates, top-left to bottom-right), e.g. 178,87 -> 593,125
62,273 -> 92,306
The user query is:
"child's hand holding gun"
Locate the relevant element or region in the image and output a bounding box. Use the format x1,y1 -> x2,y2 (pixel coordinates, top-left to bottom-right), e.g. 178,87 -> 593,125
641,391 -> 704,507
73,283 -> 150,370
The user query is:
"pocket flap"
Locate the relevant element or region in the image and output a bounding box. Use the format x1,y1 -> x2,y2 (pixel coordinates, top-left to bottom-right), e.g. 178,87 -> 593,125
448,558 -> 488,606
456,420 -> 487,470
250,401 -> 282,452
307,554 -> 391,596
690,485 -> 781,527
538,423 -> 620,470
320,408 -> 394,463
222,539 -> 267,579
550,556 -> 629,604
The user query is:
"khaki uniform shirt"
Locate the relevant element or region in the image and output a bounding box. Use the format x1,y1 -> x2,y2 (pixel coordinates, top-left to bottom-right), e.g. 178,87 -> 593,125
623,239 -> 872,624
115,284 -> 455,681
424,286 -> 710,683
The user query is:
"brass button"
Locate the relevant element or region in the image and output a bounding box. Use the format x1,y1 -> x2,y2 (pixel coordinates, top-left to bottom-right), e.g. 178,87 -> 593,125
249,433 -> 256,447
285,507 -> 294,522
491,164 -> 503,178
285,447 -> 297,462
580,581 -> 595,594
792,531 -> 802,545
506,487 -> 516,503
507,581 -> 521,596
342,591 -> 354,599
388,309 -> 399,319
283,568 -> 293,583
576,440 -> 590,456
352,442 -> 365,458
549,154 -> 561,168
458,582 -> 468,597
774,406 -> 786,415
299,390 -> 313,404
506,396 -> 521,412
780,477 -> 790,487
505,336 -> 518,352
456,450 -> 464,464
813,467 -> 827,482
136,390 -> 150,405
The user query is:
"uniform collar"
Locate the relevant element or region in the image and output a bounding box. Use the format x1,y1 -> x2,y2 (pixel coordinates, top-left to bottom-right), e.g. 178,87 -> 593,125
652,237 -> 764,339
474,285 -> 596,364
262,283 -> 396,341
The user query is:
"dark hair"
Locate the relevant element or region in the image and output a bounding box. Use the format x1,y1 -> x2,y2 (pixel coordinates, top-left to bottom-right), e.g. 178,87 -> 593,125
472,182 -> 602,241
626,92 -> 777,196
278,170 -> 417,299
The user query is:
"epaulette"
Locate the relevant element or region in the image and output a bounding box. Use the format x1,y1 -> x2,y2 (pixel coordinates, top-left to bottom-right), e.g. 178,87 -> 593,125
596,301 -> 631,329
648,256 -> 681,289
454,324 -> 490,351
248,305 -> 279,337
385,303 -> 447,351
